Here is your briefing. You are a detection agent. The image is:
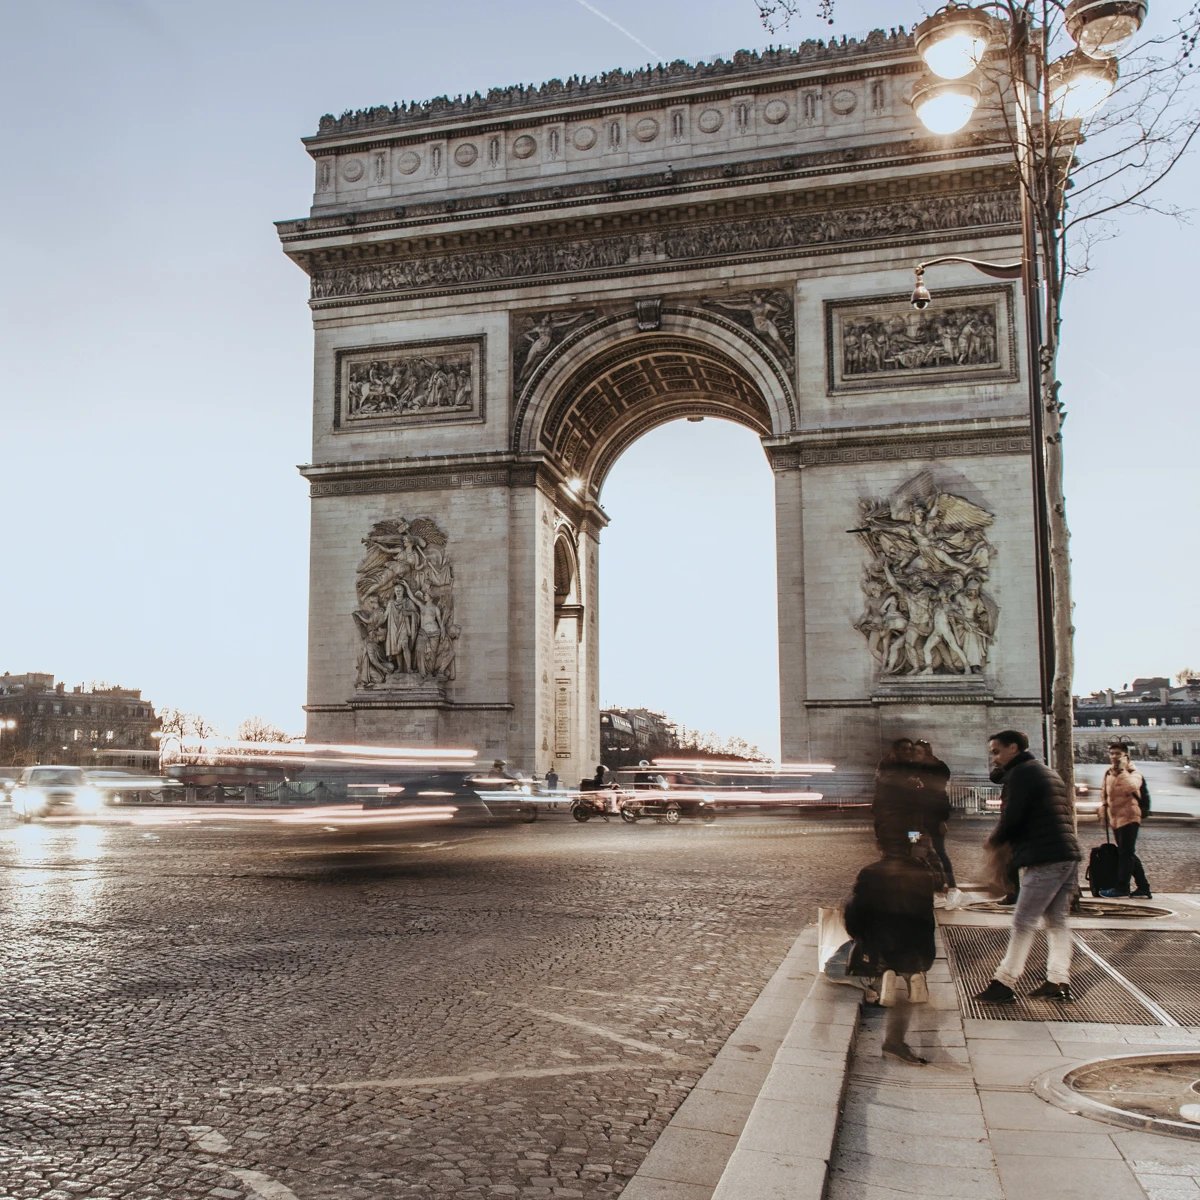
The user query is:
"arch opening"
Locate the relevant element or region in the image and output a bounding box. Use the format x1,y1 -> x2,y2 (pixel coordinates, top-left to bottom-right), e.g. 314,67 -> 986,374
597,417 -> 780,761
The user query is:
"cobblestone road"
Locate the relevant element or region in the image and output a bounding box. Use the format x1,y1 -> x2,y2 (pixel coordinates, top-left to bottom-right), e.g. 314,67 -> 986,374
0,812 -> 1194,1200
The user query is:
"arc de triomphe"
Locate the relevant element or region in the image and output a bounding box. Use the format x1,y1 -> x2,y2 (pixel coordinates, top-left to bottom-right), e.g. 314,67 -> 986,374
278,32 -> 1042,780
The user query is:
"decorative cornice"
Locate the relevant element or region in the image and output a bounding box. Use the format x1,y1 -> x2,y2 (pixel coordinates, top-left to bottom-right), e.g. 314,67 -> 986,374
309,35 -> 915,140
278,139 -> 1013,241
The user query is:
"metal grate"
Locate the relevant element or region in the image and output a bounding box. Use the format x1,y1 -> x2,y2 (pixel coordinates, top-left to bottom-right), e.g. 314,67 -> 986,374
1077,929 -> 1200,1026
943,925 -> 1159,1023
963,899 -> 1173,919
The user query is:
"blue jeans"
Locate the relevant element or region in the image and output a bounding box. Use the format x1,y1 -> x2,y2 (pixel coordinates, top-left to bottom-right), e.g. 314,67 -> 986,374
993,859 -> 1079,988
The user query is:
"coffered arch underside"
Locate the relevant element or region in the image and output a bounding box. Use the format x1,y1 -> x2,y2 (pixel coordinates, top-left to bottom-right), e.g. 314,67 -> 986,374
556,342 -> 774,491
514,309 -> 793,487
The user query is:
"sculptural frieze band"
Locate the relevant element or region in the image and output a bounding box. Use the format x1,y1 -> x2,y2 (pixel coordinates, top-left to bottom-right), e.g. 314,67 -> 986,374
352,517 -> 458,693
852,472 -> 998,678
311,190 -> 1020,304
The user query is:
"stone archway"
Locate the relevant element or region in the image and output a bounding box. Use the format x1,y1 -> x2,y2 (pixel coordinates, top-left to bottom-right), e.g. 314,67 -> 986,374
284,34 -> 1044,779
521,317 -> 784,781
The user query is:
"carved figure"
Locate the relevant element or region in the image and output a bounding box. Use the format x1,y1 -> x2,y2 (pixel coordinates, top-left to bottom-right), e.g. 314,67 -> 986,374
516,310 -> 593,382
352,596 -> 391,689
852,474 -> 999,678
353,516 -> 458,689
703,290 -> 794,365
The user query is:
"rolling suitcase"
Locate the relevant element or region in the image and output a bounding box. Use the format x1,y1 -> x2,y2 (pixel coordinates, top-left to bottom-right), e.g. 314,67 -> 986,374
1085,816 -> 1118,896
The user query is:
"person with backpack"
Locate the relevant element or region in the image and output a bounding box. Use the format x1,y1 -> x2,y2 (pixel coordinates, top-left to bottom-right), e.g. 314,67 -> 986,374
1098,741 -> 1152,899
974,730 -> 1081,1004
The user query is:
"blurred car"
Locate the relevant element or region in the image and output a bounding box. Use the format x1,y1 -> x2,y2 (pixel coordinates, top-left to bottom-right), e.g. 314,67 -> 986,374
9,765 -> 105,820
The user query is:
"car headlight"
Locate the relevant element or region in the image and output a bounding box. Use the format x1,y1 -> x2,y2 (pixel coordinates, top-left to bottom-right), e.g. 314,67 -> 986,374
73,787 -> 104,813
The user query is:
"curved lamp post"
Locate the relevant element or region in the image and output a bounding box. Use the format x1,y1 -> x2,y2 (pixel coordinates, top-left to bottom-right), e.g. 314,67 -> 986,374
908,0 -> 1148,784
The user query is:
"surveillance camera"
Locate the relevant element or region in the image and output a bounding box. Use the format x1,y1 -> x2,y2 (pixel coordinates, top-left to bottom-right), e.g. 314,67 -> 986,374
910,283 -> 932,311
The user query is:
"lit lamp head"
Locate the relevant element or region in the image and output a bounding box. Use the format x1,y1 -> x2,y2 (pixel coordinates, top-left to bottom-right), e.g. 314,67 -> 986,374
911,72 -> 982,134
915,2 -> 995,79
1049,49 -> 1120,119
1065,0 -> 1148,59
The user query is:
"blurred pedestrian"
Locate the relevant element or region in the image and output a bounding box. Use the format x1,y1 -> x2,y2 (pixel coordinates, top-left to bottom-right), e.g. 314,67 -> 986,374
1099,741 -> 1152,898
843,840 -> 937,1064
545,768 -> 559,792
872,738 -> 926,853
914,739 -> 958,897
975,730 -> 1081,1004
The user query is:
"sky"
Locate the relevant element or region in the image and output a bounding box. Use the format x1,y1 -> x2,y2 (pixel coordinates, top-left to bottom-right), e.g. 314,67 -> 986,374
1,0 -> 1196,760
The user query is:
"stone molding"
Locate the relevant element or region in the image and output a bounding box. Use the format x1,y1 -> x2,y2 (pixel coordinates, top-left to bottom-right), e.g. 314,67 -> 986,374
766,422 -> 1031,469
306,185 -> 1019,306
804,696 -> 1042,708
279,140 -> 1011,240
309,35 -> 915,140
305,700 -> 515,713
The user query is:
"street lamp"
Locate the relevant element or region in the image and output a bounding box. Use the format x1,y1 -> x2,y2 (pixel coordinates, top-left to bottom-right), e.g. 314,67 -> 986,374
909,0 -> 1149,785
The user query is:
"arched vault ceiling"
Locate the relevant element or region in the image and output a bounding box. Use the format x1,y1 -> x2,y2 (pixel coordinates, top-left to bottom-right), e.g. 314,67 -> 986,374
540,336 -> 773,488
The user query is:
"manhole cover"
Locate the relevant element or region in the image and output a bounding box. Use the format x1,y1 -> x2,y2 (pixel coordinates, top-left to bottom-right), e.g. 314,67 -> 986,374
963,899 -> 1172,918
1036,1053 -> 1200,1140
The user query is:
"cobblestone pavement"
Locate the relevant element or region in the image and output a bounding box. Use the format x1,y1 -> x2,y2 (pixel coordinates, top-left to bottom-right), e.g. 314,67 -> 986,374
0,813 -> 1194,1200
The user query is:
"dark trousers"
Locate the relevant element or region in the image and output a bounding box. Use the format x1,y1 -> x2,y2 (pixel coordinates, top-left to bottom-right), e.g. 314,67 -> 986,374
1115,822 -> 1149,894
930,828 -> 956,888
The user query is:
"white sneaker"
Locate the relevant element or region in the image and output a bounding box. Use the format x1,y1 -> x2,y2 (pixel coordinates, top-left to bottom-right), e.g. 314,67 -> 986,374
908,972 -> 929,1004
878,970 -> 898,1008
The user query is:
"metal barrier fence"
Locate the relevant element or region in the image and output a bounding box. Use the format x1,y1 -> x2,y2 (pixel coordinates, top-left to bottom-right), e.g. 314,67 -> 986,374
948,781 -> 1001,815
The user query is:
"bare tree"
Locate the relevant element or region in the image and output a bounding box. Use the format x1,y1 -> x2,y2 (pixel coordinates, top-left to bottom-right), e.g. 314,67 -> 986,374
236,716 -> 291,743
1176,666 -> 1200,684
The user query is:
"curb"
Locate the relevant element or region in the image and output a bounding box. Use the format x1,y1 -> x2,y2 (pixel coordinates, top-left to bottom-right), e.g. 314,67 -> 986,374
710,972 -> 860,1199
621,924 -> 860,1200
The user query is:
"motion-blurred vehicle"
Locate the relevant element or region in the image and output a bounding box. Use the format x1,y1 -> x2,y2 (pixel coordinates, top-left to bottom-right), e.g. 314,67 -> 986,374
8,765 -> 104,821
612,769 -> 716,824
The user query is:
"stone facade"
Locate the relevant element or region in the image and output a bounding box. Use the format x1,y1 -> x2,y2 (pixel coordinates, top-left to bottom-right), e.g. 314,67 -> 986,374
280,35 -> 1044,779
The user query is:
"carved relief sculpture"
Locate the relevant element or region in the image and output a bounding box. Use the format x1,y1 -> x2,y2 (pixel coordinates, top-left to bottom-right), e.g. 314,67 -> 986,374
352,517 -> 458,691
335,339 -> 484,429
513,309 -> 597,385
827,287 -> 1015,392
852,472 -> 998,677
701,289 -> 794,370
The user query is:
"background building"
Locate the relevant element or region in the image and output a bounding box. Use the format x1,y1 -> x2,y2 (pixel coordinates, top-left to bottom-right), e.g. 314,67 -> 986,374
0,672 -> 160,767
1074,676 -> 1200,764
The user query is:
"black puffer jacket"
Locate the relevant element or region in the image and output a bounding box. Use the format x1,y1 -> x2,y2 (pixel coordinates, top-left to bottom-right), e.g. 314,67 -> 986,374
992,750 -> 1080,868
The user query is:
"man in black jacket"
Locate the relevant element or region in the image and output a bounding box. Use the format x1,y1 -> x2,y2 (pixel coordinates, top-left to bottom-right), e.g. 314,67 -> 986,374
975,730 -> 1081,1004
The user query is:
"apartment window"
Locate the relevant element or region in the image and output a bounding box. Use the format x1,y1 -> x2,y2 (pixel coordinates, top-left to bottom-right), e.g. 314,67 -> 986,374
1172,742 -> 1183,756
1192,741 -> 1200,756
1128,718 -> 1139,726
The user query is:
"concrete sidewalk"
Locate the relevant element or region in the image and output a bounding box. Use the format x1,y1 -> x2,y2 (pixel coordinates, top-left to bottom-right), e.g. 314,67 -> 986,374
624,892 -> 1200,1200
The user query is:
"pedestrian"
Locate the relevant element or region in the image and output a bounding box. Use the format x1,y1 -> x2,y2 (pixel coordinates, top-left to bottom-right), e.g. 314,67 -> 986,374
872,737 -> 926,853
545,768 -> 559,792
843,840 -> 936,1064
913,738 -> 959,899
1098,741 -> 1152,898
974,730 -> 1081,1004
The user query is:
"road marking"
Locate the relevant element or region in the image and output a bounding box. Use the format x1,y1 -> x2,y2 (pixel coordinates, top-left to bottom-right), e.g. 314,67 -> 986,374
228,1169 -> 300,1200
501,1002 -> 688,1059
184,1125 -> 231,1153
255,1058 -> 694,1094
1071,934 -> 1181,1026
